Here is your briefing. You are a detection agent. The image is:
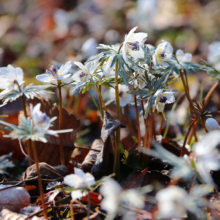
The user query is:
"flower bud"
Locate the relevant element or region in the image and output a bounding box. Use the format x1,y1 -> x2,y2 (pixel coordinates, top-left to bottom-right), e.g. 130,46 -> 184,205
205,118 -> 220,132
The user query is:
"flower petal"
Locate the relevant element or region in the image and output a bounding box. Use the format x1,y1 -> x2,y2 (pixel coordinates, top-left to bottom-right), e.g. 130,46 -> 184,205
74,168 -> 86,179
74,61 -> 87,73
36,74 -> 55,83
71,190 -> 85,199
64,174 -> 84,188
122,43 -> 128,63
59,61 -> 72,75
126,26 -> 138,42
84,173 -> 95,186
132,32 -> 148,43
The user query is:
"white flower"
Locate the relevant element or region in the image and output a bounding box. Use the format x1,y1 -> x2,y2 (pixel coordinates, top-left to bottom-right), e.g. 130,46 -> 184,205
72,60 -> 98,85
109,85 -> 132,107
0,104 -> 73,143
207,41 -> 220,71
100,178 -> 144,218
0,65 -> 24,90
153,40 -> 173,66
156,186 -> 187,219
100,178 -> 121,215
193,130 -> 220,186
99,58 -> 115,78
36,61 -> 72,83
31,103 -> 57,135
152,89 -> 175,113
205,118 -> 220,132
176,49 -> 192,62
64,168 -> 95,199
122,26 -> 148,63
129,72 -> 146,90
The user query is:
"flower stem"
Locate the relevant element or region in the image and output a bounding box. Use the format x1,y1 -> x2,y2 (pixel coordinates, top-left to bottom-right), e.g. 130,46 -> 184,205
88,91 -> 102,118
184,70 -> 197,141
179,69 -> 196,112
141,100 -> 147,127
124,106 -> 136,137
158,114 -> 164,136
134,95 -> 141,152
147,108 -> 154,153
96,85 -> 107,118
14,80 -> 33,165
113,59 -> 121,178
32,141 -> 48,219
70,199 -> 75,220
98,85 -> 104,118
58,81 -> 65,165
187,81 -> 219,144
113,43 -> 123,178
180,119 -> 197,157
87,193 -> 91,218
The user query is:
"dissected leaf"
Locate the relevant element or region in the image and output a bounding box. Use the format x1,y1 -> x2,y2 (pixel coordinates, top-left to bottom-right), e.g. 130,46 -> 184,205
26,98 -> 81,165
0,153 -> 14,175
0,185 -> 30,212
82,139 -> 102,172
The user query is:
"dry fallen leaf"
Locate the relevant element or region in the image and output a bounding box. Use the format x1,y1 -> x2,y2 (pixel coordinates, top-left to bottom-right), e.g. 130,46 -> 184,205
81,139 -> 103,172
1,209 -> 43,220
26,98 -> 81,166
0,185 -> 30,212
91,111 -> 125,176
22,162 -> 69,180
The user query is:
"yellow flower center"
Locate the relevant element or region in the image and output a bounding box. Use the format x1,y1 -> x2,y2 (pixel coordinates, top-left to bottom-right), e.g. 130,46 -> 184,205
156,48 -> 163,62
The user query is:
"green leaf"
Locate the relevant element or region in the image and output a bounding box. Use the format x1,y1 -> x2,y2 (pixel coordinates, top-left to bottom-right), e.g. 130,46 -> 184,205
144,96 -> 153,119
128,90 -> 151,96
153,71 -> 170,92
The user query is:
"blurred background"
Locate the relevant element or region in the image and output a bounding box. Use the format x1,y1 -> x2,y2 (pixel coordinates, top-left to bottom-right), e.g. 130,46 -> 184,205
0,0 -> 220,75
1,0 -> 220,165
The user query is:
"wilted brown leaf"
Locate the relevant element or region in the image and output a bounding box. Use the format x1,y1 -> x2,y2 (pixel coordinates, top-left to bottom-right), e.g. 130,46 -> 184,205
26,98 -> 81,166
1,209 -> 43,220
81,139 -> 102,172
91,111 -> 125,176
0,185 -> 30,212
122,168 -> 148,190
22,162 -> 69,180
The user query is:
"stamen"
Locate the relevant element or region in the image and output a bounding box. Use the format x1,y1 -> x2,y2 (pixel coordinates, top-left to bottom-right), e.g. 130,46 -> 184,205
79,71 -> 87,78
159,96 -> 167,103
119,90 -> 124,97
127,41 -> 140,51
48,65 -> 58,77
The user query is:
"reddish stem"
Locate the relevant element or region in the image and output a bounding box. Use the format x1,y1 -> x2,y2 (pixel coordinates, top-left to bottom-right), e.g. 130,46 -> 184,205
134,95 -> 141,152
180,119 -> 197,157
58,83 -> 65,165
32,141 -> 48,219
